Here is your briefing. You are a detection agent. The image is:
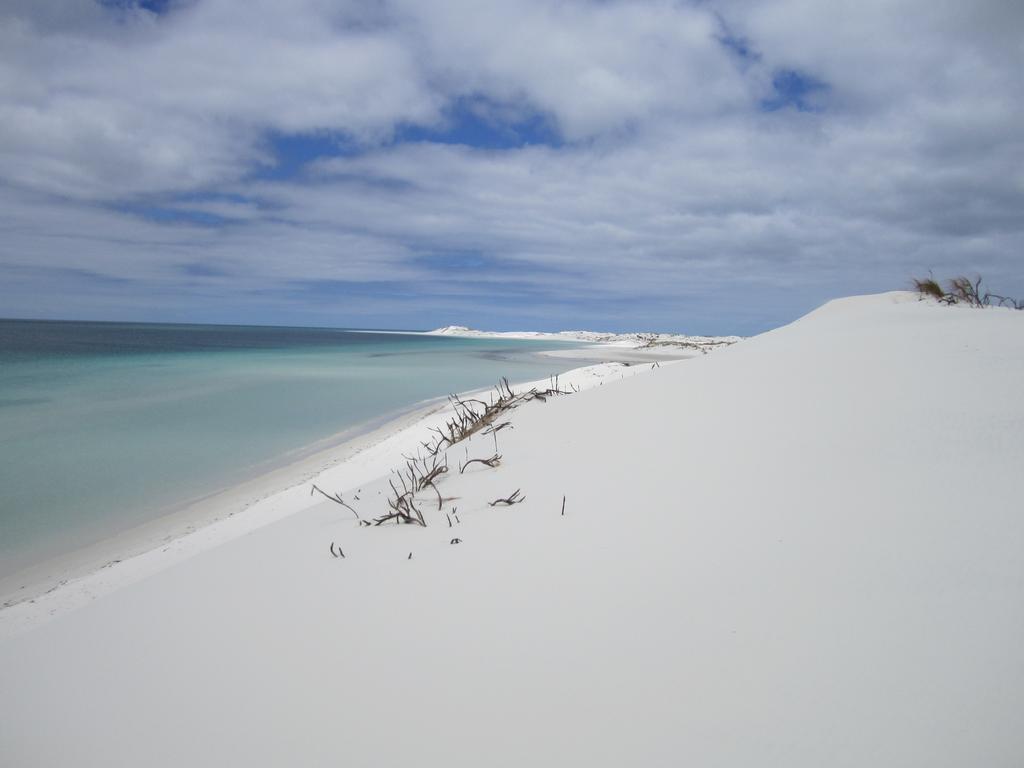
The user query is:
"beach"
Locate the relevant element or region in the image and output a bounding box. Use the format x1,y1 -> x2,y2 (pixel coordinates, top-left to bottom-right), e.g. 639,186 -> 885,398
0,324 -> 620,583
1,291 -> 1022,766
0,332 -> 681,615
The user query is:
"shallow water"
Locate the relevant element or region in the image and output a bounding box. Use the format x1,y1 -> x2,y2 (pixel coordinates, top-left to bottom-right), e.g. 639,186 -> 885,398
0,320 -> 586,576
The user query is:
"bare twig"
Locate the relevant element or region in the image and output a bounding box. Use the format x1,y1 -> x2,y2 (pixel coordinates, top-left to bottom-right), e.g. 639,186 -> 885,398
373,475 -> 427,526
311,484 -> 360,520
424,479 -> 443,510
914,273 -> 1023,310
460,453 -> 502,474
489,489 -> 526,507
482,421 -> 513,435
368,376 -> 577,528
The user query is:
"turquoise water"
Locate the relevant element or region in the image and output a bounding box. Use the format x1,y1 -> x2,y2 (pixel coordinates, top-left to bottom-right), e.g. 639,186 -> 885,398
0,320 -> 588,576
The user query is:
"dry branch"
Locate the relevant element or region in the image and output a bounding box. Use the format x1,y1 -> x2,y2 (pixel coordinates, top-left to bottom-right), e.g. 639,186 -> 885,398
369,376 -> 576,527
372,475 -> 427,526
311,484 -> 360,520
460,453 -> 502,474
913,273 -> 1023,310
482,421 -> 513,435
489,489 -> 526,507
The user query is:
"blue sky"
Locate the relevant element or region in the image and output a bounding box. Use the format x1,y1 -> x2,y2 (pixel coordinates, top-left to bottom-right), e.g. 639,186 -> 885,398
0,0 -> 1021,335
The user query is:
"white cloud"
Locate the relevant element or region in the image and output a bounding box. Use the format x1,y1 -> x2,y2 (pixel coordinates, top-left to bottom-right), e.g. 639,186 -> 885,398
395,0 -> 752,138
0,0 -> 441,197
0,0 -> 1021,332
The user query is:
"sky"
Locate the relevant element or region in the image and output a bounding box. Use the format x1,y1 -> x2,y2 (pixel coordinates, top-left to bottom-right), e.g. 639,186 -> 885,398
0,0 -> 1021,335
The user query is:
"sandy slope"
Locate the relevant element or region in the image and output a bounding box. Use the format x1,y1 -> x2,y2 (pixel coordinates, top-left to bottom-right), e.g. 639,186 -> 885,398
1,292 -> 1022,767
0,360 -> 645,627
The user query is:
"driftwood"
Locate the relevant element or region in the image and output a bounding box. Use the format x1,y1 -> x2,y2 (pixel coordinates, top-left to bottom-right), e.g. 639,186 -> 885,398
401,453 -> 449,510
489,489 -> 525,507
482,421 -> 513,436
460,453 -> 502,474
311,484 -> 360,520
915,274 -> 1024,310
365,376 -> 574,529
423,480 -> 443,510
418,455 -> 448,488
417,376 -> 577,459
372,476 -> 427,527
988,293 -> 1024,310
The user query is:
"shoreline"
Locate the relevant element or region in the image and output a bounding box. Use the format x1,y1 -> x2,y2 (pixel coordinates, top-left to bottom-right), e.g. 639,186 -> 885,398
0,393 -> 452,610
0,342 -> 684,626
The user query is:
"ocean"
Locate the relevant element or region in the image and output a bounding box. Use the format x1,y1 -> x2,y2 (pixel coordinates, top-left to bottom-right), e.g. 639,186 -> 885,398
0,319 -> 589,577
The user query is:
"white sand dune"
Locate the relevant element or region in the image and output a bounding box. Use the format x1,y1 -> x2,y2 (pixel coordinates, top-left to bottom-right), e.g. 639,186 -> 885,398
428,324 -> 742,357
1,291 -> 1022,766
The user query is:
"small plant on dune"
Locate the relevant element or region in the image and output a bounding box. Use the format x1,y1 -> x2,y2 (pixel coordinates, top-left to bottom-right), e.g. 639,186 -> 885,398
947,276 -> 986,307
912,276 -> 945,301
912,274 -> 1023,310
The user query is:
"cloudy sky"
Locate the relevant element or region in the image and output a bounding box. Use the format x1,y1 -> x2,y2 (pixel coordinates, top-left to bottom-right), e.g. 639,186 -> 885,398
1,0 -> 1021,334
